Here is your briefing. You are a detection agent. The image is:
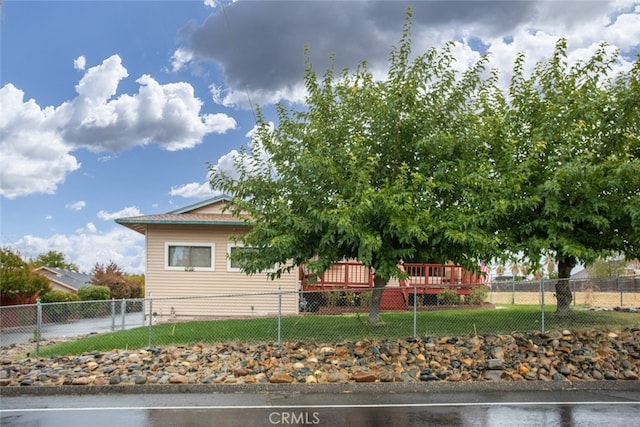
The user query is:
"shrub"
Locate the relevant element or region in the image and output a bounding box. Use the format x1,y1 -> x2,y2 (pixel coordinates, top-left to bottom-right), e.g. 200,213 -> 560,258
77,286 -> 111,318
327,291 -> 368,307
437,288 -> 461,305
39,290 -> 79,303
358,291 -> 372,307
78,285 -> 111,301
466,285 -> 489,305
40,291 -> 80,322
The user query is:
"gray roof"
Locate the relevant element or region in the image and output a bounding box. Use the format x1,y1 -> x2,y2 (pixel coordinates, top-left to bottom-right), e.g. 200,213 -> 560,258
115,195 -> 247,235
168,194 -> 232,214
37,267 -> 93,291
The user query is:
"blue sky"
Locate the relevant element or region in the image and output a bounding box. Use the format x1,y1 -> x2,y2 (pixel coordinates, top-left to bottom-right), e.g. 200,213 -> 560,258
1,1 -> 639,273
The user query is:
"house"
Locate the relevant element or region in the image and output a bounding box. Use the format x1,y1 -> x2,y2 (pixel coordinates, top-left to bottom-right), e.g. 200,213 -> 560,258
115,195 -> 299,319
34,266 -> 93,295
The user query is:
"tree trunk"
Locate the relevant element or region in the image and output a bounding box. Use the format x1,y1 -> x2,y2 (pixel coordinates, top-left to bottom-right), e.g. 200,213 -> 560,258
368,275 -> 387,324
556,256 -> 576,313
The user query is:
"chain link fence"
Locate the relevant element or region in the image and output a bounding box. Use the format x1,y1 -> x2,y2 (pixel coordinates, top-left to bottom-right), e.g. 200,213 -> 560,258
1,276 -> 638,356
489,275 -> 640,307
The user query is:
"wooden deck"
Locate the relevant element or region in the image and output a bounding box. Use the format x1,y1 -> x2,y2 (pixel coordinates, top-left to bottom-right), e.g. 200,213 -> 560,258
300,261 -> 489,310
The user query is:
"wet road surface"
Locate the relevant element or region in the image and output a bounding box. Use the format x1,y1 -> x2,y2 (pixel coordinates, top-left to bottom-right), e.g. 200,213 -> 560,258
2,388 -> 639,426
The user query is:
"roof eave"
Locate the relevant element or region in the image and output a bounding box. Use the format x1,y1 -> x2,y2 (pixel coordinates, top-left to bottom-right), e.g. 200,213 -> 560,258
115,218 -> 248,234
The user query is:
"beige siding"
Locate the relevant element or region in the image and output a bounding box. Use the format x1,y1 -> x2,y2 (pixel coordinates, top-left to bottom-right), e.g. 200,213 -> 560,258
189,200 -> 228,214
49,282 -> 77,294
145,224 -> 299,319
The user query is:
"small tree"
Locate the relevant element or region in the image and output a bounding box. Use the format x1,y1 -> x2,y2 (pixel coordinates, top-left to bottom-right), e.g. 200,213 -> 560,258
586,254 -> 628,278
91,261 -> 141,299
0,247 -> 50,304
124,274 -> 145,298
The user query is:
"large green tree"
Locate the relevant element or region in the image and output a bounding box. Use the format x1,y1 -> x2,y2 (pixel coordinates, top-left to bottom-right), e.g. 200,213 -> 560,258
0,247 -> 50,304
490,40 -> 640,312
211,16 -> 498,323
31,250 -> 79,272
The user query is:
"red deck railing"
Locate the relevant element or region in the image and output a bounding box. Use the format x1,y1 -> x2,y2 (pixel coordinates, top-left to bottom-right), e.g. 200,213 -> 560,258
301,262 -> 487,290
300,261 -> 489,309
401,263 -> 483,285
302,262 -> 374,289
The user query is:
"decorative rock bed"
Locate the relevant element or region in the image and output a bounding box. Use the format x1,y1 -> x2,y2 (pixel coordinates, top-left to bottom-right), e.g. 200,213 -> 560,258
1,328 -> 638,387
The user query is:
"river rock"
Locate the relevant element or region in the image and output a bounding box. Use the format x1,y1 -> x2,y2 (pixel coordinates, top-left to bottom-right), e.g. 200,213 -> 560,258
351,371 -> 377,382
270,373 -> 294,384
483,370 -> 503,381
1,328 -> 639,387
168,374 -> 188,384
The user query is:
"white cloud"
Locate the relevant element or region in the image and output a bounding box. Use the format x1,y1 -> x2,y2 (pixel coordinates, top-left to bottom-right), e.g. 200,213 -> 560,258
0,84 -> 81,199
1,55 -> 237,198
97,206 -> 143,221
213,83 -> 307,109
169,182 -> 218,198
209,84 -> 223,105
171,122 -> 274,197
97,154 -> 117,162
62,58 -> 238,152
73,54 -> 128,101
66,201 -> 86,211
45,215 -> 53,221
74,55 -> 86,71
203,0 -> 236,9
211,149 -> 247,181
170,47 -> 194,72
9,227 -> 146,274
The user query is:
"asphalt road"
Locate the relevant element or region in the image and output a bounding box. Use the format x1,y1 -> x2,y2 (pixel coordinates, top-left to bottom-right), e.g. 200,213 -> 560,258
2,384 -> 639,427
0,311 -> 145,347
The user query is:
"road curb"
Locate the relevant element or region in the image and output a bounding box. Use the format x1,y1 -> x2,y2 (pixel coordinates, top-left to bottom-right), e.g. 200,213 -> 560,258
1,380 -> 639,397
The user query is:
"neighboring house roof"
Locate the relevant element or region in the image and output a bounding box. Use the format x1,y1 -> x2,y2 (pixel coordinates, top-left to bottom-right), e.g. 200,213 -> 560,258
115,194 -> 247,235
571,268 -> 590,280
35,266 -> 93,293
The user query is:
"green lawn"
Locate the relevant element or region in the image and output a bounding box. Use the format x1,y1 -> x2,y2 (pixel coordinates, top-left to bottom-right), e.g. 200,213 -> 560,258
38,305 -> 640,357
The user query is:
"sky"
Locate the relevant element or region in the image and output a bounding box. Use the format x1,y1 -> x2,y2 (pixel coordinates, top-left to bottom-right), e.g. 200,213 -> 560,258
1,0 -> 639,274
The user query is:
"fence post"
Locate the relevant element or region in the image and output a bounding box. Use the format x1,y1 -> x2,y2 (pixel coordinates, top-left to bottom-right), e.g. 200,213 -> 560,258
413,285 -> 417,339
111,298 -> 116,331
618,276 -> 622,307
511,279 -> 515,304
540,278 -> 545,333
148,298 -> 153,349
121,299 -> 126,330
277,286 -> 282,347
35,299 -> 42,357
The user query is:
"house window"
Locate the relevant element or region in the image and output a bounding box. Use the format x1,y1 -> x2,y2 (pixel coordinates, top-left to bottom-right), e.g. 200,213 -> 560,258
227,244 -> 249,272
227,244 -> 275,272
165,243 -> 215,271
